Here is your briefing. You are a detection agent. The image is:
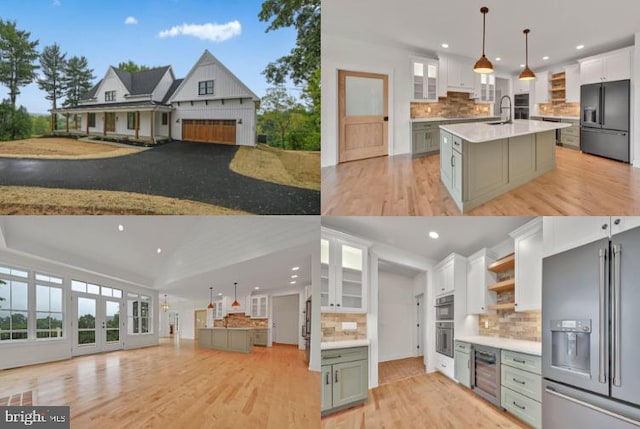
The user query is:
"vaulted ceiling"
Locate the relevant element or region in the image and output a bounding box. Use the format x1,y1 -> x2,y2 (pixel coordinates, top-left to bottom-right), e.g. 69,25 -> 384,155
323,0 -> 640,73
0,216 -> 318,300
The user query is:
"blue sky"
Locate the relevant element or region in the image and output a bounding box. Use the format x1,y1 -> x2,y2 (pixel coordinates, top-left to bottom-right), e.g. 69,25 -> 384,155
0,0 -> 297,113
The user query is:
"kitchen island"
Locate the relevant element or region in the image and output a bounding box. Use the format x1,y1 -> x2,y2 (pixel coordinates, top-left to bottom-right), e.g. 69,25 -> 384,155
198,327 -> 253,353
438,119 -> 571,212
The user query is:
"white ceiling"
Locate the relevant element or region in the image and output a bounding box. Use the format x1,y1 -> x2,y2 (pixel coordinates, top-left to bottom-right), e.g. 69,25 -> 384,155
321,216 -> 533,262
323,0 -> 640,73
378,259 -> 424,278
0,216 -> 318,301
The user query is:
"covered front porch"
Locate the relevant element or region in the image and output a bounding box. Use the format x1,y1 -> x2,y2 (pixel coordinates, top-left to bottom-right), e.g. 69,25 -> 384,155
52,104 -> 174,144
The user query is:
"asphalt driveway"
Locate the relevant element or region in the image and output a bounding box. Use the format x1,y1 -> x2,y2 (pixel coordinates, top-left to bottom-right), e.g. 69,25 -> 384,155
0,141 -> 320,214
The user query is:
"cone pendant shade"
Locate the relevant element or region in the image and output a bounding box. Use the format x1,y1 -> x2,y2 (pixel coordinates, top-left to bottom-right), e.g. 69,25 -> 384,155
519,29 -> 536,80
474,7 -> 494,74
231,282 -> 240,307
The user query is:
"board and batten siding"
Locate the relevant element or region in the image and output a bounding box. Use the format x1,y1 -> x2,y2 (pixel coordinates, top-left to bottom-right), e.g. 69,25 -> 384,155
173,99 -> 256,145
152,69 -> 175,102
87,68 -> 130,104
85,112 -> 167,138
171,58 -> 255,101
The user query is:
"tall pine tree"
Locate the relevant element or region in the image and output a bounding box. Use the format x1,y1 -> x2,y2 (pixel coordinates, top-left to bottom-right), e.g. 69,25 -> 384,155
37,43 -> 67,131
0,19 -> 39,108
63,56 -> 94,129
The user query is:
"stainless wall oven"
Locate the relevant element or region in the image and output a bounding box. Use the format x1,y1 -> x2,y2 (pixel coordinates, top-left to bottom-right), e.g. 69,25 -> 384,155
514,93 -> 530,119
435,294 -> 454,321
435,321 -> 454,358
472,345 -> 501,407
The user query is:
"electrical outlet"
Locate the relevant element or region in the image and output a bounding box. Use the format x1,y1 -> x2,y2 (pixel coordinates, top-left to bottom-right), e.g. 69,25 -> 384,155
342,322 -> 357,330
427,107 -> 431,113
484,319 -> 489,329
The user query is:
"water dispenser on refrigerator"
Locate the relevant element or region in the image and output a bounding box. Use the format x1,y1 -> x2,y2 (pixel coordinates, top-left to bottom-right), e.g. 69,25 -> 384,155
550,319 -> 591,375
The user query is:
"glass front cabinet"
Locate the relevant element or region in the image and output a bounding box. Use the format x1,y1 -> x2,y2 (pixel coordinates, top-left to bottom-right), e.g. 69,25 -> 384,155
321,228 -> 370,313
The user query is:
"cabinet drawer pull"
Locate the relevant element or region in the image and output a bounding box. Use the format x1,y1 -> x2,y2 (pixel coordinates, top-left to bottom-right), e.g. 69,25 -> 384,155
513,358 -> 526,364
512,401 -> 526,410
323,355 -> 341,360
335,371 -> 339,383
513,377 -> 526,385
326,373 -> 330,385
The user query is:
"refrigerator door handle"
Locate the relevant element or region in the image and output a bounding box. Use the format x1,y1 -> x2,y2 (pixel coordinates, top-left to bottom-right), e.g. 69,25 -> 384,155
612,244 -> 622,387
545,387 -> 640,427
598,247 -> 607,384
601,86 -> 606,126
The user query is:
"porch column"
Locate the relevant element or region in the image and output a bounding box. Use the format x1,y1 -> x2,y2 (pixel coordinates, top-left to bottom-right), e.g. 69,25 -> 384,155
168,112 -> 172,138
103,112 -> 107,136
135,111 -> 139,140
150,110 -> 155,143
86,113 -> 89,135
65,115 -> 69,133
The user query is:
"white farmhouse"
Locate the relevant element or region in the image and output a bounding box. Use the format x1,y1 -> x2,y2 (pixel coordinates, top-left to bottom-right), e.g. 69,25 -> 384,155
54,50 -> 259,146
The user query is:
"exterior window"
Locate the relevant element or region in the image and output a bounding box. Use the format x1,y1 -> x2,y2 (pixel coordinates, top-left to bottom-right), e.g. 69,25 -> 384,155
128,294 -> 151,334
36,284 -> 63,339
71,280 -> 100,295
127,112 -> 136,130
162,113 -> 168,125
198,80 -> 214,95
0,276 -> 29,341
105,91 -> 116,102
88,113 -> 96,128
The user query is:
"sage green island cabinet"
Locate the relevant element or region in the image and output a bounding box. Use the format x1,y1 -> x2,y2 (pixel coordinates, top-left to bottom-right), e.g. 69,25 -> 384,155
252,328 -> 268,346
439,119 -> 570,212
454,341 -> 471,388
321,346 -> 368,416
411,117 -> 500,158
198,328 -> 253,353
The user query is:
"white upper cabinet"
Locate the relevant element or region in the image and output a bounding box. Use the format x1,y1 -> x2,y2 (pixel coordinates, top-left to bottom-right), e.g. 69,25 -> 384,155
442,55 -> 475,93
564,64 -> 580,103
514,77 -> 531,95
412,57 -> 439,102
533,71 -> 549,104
579,48 -> 631,85
214,299 -> 225,319
466,249 -> 496,314
434,253 -> 466,298
610,216 -> 640,236
250,295 -> 268,319
321,228 -> 370,313
510,218 -> 543,312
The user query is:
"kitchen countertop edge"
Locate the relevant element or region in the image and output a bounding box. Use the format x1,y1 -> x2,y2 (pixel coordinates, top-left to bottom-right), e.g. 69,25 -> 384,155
411,116 -> 500,123
321,339 -> 370,350
440,119 -> 571,143
455,335 -> 541,356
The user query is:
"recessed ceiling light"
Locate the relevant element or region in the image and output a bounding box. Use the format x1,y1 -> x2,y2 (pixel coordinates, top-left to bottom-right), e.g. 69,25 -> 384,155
254,286 -> 260,290
156,248 -> 162,254
441,43 -> 449,49
118,224 -> 124,232
542,56 -> 549,60
576,45 -> 585,50
218,292 -> 223,296
291,274 -> 298,279
291,266 -> 300,271
520,64 -> 525,68
428,231 -> 439,239
290,281 -> 296,284
495,57 -> 501,61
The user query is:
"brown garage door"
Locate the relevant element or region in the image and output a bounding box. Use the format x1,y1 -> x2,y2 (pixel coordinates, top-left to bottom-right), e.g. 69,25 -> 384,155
182,119 -> 236,144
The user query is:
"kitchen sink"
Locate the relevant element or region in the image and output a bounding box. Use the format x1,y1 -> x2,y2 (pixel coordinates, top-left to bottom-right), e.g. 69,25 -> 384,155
486,121 -> 510,125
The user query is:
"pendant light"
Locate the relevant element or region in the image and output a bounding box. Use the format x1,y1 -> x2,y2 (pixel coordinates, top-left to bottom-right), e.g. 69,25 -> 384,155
231,282 -> 240,307
473,7 -> 494,74
519,29 -> 536,80
162,294 -> 169,312
207,287 -> 214,309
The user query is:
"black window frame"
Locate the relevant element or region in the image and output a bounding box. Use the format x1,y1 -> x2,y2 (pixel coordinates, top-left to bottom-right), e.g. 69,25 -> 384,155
198,80 -> 214,95
127,112 -> 136,130
88,113 -> 96,128
161,112 -> 168,125
105,91 -> 116,102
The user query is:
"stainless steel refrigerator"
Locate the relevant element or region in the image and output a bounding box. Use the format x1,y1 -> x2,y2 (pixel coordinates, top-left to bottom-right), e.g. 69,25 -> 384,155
542,226 -> 640,428
580,80 -> 630,163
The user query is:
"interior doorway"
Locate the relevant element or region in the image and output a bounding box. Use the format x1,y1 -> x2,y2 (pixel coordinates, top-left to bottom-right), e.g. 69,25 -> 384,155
272,294 -> 299,345
194,310 -> 206,342
338,70 -> 389,163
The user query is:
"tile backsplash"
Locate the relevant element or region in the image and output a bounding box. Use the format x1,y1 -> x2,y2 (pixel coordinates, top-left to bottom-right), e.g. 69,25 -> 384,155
538,102 -> 580,117
321,313 -> 367,342
411,91 -> 491,119
479,310 -> 541,342
213,313 -> 268,328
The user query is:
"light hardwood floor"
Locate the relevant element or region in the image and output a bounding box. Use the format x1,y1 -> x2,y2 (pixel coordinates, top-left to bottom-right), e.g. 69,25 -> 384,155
0,339 -> 319,429
322,371 -> 529,429
378,357 -> 425,385
322,147 -> 640,215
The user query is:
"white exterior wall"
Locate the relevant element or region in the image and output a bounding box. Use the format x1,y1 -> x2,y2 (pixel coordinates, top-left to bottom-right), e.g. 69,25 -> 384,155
0,248 -> 159,370
87,68 -> 130,104
84,112 -> 167,138
155,112 -> 169,137
173,99 -> 256,146
152,69 -> 175,102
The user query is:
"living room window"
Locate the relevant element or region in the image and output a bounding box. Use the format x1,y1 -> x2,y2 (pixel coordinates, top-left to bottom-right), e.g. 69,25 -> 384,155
127,294 -> 151,334
0,266 -> 30,341
162,112 -> 168,125
35,282 -> 64,340
105,90 -> 116,102
127,112 -> 136,130
88,113 -> 95,128
198,80 -> 214,95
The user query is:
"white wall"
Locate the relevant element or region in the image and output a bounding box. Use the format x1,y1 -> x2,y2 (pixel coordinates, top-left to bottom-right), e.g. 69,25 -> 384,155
633,33 -> 640,168
268,284 -> 308,350
160,299 -> 209,340
272,294 -> 299,345
378,270 -> 416,362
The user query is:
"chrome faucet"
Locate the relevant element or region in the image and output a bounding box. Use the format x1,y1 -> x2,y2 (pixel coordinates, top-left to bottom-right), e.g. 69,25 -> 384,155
500,95 -> 513,124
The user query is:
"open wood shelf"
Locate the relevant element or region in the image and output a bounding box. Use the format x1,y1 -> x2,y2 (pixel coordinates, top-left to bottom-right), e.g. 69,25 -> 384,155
551,87 -> 566,91
550,73 -> 566,81
487,302 -> 516,311
487,253 -> 515,272
551,98 -> 566,102
488,278 -> 515,293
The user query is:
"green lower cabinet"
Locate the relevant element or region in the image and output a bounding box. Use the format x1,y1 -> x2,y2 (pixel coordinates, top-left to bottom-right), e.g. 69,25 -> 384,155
500,350 -> 542,429
454,350 -> 471,388
501,386 -> 542,429
321,346 -> 369,416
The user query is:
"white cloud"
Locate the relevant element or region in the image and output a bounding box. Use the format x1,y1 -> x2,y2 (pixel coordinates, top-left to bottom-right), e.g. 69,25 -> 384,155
158,21 -> 241,42
52,0 -> 61,6
125,16 -> 138,25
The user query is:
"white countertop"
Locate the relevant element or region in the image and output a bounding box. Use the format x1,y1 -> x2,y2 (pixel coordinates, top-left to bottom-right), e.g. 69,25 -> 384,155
455,336 -> 541,356
530,114 -> 580,121
440,119 -> 571,143
411,116 -> 499,123
321,339 -> 369,350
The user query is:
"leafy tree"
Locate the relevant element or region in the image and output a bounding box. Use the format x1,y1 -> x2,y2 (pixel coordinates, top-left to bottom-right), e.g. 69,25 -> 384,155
117,60 -> 151,73
31,115 -> 49,136
0,101 -> 32,140
259,86 -> 298,148
63,56 -> 94,107
37,43 -> 67,131
0,279 -> 5,308
258,0 -> 320,87
78,313 -> 95,329
0,20 -> 39,108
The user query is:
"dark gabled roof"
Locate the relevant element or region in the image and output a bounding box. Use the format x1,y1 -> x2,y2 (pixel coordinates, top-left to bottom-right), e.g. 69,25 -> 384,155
81,79 -> 103,100
117,66 -> 172,95
161,78 -> 184,104
59,100 -> 171,111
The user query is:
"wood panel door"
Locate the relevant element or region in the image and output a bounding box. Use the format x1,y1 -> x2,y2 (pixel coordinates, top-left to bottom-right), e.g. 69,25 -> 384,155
105,113 -> 116,132
194,310 -> 206,341
338,70 -> 389,163
182,119 -> 236,144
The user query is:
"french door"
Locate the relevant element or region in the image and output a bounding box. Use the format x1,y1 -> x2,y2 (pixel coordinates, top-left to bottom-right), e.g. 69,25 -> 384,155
72,293 -> 123,356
